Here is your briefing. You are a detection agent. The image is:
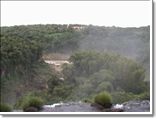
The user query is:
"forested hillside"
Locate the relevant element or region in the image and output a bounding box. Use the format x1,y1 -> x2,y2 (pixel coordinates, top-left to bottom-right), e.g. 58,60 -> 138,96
0,24 -> 150,110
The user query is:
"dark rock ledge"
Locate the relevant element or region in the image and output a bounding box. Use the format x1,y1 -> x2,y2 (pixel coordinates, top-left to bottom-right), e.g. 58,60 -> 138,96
41,100 -> 150,112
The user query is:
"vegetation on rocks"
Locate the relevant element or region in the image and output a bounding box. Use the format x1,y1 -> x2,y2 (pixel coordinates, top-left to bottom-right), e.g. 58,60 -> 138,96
94,92 -> 112,108
22,96 -> 44,112
0,103 -> 12,112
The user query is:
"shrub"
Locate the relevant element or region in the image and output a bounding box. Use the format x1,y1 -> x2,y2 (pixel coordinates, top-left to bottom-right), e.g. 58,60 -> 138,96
111,91 -> 137,104
111,91 -> 150,104
135,91 -> 150,100
22,97 -> 44,112
94,92 -> 112,108
0,103 -> 12,112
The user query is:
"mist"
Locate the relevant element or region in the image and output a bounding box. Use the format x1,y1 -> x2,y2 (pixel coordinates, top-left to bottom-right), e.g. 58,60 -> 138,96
78,26 -> 149,59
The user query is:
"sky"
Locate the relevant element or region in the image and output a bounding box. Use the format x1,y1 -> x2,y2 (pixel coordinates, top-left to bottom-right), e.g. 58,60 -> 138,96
1,1 -> 152,27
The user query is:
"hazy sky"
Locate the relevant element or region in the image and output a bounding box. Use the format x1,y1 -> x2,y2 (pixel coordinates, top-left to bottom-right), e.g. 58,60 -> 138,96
1,1 -> 152,27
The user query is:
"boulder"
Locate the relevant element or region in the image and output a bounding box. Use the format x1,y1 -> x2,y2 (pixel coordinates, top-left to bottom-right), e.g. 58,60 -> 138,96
24,107 -> 38,112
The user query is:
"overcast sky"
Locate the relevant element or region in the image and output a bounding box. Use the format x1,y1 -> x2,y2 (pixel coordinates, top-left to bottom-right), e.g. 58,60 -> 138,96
1,1 -> 152,27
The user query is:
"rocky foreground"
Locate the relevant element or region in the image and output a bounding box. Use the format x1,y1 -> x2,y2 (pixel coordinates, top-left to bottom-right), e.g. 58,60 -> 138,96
41,100 -> 150,112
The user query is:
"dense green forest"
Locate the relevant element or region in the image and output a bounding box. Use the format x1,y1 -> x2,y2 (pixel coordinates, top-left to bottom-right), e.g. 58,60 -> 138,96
0,24 -> 150,110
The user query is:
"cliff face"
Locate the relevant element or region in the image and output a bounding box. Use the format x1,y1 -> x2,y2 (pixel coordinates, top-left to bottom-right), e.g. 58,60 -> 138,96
41,100 -> 150,112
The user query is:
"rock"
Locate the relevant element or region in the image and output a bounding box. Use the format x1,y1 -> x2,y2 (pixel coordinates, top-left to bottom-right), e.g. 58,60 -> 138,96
91,102 -> 112,110
110,108 -> 124,112
91,103 -> 105,110
41,100 -> 150,112
24,107 -> 38,112
103,108 -> 124,112
42,102 -> 100,112
103,103 -> 112,108
122,100 -> 150,112
91,103 -> 124,112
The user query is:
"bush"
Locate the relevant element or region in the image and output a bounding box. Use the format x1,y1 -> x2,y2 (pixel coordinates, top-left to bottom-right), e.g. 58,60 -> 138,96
94,92 -> 112,108
23,97 -> 44,112
111,91 -> 150,104
135,91 -> 150,100
111,91 -> 137,104
0,103 -> 12,112
140,91 -> 150,100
